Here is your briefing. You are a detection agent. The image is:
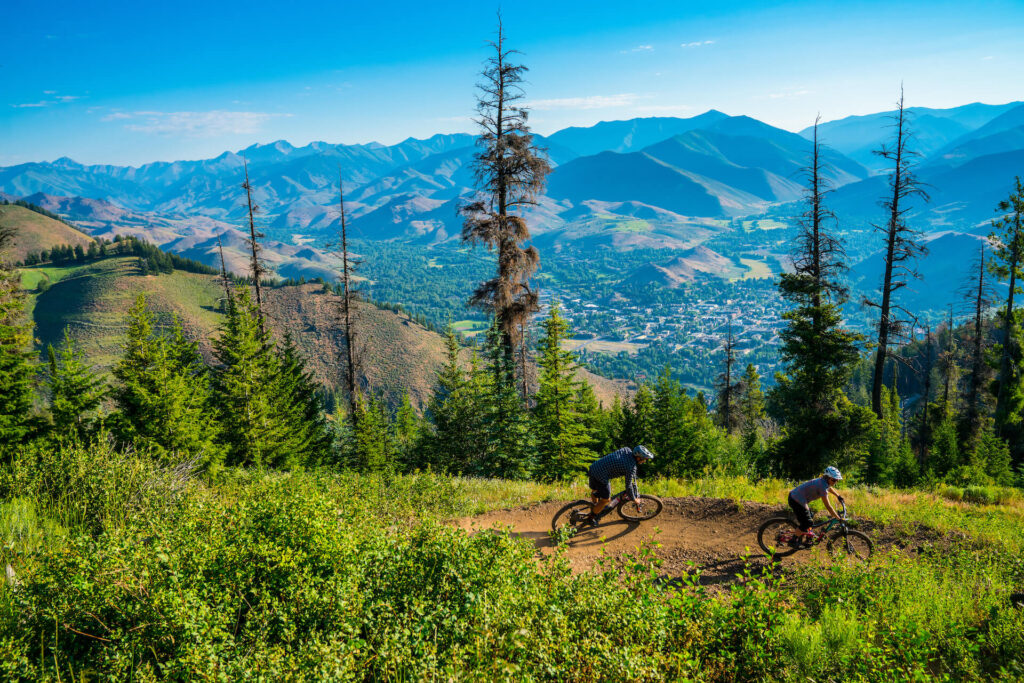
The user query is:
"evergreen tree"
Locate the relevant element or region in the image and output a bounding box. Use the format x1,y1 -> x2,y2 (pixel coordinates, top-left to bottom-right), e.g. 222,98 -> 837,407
773,117 -> 866,477
394,391 -> 423,470
480,318 -> 533,478
866,385 -> 917,486
423,325 -> 488,474
347,394 -> 396,473
988,177 -> 1024,457
715,324 -> 742,433
0,222 -> 37,450
738,363 -> 766,457
621,384 -> 655,450
961,245 -> 994,441
112,295 -> 222,466
46,329 -> 106,439
649,367 -> 721,477
274,332 -> 331,467
212,288 -> 285,468
533,305 -> 595,480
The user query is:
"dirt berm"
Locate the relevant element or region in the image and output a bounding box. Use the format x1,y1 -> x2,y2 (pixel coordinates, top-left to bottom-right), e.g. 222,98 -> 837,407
457,496 -> 942,588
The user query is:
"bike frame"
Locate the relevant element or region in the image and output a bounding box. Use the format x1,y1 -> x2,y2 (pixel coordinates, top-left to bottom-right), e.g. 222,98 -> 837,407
593,490 -> 633,519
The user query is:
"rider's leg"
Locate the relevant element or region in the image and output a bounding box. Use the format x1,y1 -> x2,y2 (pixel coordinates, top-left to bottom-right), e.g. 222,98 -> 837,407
589,475 -> 612,517
789,496 -> 815,537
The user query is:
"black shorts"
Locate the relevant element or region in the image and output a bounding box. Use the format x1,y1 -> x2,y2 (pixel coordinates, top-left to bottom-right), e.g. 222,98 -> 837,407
788,495 -> 814,531
589,474 -> 611,500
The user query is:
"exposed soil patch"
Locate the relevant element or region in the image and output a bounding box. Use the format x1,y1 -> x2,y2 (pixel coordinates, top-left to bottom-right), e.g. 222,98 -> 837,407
457,496 -> 950,589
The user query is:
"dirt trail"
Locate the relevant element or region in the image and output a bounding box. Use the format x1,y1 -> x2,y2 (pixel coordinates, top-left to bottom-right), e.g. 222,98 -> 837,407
457,496 -> 926,588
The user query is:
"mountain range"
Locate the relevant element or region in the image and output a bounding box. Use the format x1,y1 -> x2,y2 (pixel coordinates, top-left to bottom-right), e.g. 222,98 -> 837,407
3,100 -> 1023,309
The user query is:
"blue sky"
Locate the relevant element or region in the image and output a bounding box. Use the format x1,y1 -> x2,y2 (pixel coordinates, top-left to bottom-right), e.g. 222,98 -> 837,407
3,0 -> 1022,166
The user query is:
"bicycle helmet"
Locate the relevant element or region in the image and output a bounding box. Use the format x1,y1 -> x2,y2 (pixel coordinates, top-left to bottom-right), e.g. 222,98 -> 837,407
632,445 -> 654,461
824,466 -> 843,481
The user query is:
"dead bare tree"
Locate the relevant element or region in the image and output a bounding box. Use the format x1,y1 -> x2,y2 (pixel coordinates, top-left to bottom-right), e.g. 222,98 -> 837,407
716,323 -> 743,433
241,159 -> 267,331
937,305 -> 959,416
334,174 -> 360,418
460,14 -> 551,382
961,244 -> 994,439
915,324 -> 936,465
216,234 -> 232,306
865,88 -> 930,419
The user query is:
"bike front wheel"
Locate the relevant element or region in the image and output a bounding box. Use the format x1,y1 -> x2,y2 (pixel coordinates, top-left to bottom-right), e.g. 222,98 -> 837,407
551,500 -> 594,534
757,517 -> 801,558
617,495 -> 664,522
826,529 -> 873,563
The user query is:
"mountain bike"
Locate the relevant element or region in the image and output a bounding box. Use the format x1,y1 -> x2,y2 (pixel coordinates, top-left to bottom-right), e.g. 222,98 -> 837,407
551,489 -> 663,537
756,500 -> 873,563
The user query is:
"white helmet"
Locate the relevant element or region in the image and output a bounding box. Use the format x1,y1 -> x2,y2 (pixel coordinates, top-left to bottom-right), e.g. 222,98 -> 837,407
824,466 -> 843,481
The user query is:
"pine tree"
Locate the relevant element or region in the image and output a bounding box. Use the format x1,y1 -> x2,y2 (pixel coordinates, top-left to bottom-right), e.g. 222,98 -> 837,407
773,116 -> 866,476
961,245 -> 994,441
738,363 -> 766,454
533,305 -> 595,480
715,323 -> 742,433
0,221 -> 37,450
424,325 -> 468,472
461,16 -> 551,376
867,385 -> 917,486
241,160 -> 267,332
212,288 -> 284,468
274,332 -> 331,467
621,384 -> 655,451
480,317 -> 532,478
47,329 -> 106,439
349,394 -> 396,473
394,391 -> 423,471
112,295 -> 222,466
988,177 -> 1024,454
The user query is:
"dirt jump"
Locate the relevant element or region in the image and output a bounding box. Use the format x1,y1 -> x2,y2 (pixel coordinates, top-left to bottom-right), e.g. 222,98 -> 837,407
457,496 -> 931,588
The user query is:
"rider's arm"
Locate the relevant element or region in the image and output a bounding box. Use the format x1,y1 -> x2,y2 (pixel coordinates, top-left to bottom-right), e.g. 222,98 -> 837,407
828,486 -> 846,503
624,464 -> 638,501
822,492 -> 839,519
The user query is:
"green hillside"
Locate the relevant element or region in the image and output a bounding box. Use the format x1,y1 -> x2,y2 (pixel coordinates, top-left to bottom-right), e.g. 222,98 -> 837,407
19,259 -> 628,408
0,204 -> 94,262
22,257 -> 224,368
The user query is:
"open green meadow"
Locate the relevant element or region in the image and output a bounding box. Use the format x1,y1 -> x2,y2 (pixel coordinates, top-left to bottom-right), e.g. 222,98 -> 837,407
2,445 -> 1022,681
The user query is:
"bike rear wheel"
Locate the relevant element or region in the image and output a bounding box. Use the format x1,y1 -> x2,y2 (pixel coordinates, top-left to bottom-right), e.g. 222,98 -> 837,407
827,529 -> 873,563
551,500 -> 594,534
757,517 -> 801,558
617,495 -> 664,522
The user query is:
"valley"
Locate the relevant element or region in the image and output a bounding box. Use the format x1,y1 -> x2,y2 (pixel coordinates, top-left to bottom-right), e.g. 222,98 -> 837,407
3,101 -> 1023,393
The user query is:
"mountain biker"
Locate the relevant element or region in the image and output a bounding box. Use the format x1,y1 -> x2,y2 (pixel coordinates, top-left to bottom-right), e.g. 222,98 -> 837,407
788,466 -> 845,543
586,445 -> 654,523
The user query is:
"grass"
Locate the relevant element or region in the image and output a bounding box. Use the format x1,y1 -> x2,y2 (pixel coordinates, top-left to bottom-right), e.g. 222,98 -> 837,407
23,257 -> 225,369
611,219 -> 652,233
1,449 -> 1022,680
735,257 -> 774,281
561,338 -> 647,355
0,205 -> 93,262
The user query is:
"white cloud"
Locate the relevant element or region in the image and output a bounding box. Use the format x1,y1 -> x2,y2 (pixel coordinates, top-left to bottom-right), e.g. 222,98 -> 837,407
11,92 -> 85,108
982,55 -> 994,60
681,40 -> 715,48
524,94 -> 642,111
619,44 -> 654,54
104,110 -> 291,137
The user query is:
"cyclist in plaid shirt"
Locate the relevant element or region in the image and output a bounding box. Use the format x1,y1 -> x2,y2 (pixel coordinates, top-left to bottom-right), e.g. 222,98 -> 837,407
586,445 -> 654,522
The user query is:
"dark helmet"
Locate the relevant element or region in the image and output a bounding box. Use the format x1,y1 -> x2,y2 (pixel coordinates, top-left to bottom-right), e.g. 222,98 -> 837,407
632,445 -> 654,461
